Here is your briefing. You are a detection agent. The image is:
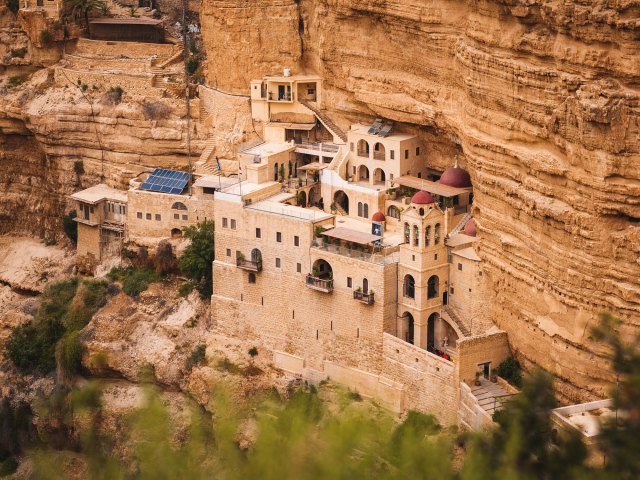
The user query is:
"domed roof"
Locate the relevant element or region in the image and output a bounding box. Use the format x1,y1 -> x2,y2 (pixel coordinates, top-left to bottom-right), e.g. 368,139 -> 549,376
440,167 -> 472,188
372,211 -> 386,222
411,191 -> 435,205
463,218 -> 477,237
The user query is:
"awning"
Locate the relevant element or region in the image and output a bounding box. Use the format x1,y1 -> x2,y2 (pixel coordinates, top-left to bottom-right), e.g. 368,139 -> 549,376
70,184 -> 127,204
298,162 -> 329,171
322,227 -> 382,245
392,175 -> 471,197
266,122 -> 316,131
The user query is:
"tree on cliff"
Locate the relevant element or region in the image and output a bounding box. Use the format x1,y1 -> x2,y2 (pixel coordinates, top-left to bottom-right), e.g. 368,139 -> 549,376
179,220 -> 214,298
64,0 -> 106,31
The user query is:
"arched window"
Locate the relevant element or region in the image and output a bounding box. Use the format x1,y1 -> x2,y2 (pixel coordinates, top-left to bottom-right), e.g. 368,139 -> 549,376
427,275 -> 439,299
404,223 -> 410,243
251,248 -> 262,264
357,139 -> 370,157
373,142 -> 385,161
358,202 -> 363,217
363,278 -> 369,293
413,225 -> 419,246
363,203 -> 369,218
171,228 -> 182,238
274,163 -> 279,181
425,225 -> 431,246
434,223 -> 441,244
387,205 -> 401,219
171,202 -> 187,211
403,275 -> 415,298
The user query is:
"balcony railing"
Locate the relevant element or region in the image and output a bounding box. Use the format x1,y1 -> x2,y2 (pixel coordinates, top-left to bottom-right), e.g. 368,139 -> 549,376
353,290 -> 375,305
311,241 -> 399,265
285,177 -> 316,189
373,151 -> 385,161
236,258 -> 262,272
357,150 -> 369,158
306,274 -> 333,293
295,141 -> 340,153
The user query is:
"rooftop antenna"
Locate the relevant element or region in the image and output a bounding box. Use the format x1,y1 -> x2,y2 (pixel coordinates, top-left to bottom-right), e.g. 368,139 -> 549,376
181,0 -> 192,196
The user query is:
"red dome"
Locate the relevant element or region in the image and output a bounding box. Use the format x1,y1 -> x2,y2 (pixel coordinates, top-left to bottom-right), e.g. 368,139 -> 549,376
440,167 -> 472,188
372,212 -> 386,222
463,218 -> 477,237
411,191 -> 435,205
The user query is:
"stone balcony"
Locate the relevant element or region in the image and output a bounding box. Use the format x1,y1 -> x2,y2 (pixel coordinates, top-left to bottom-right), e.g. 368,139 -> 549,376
236,258 -> 262,272
353,290 -> 375,305
305,274 -> 333,293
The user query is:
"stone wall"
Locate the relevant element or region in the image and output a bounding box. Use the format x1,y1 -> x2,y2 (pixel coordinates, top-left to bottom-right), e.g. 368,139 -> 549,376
458,381 -> 493,430
456,331 -> 511,386
382,333 -> 457,424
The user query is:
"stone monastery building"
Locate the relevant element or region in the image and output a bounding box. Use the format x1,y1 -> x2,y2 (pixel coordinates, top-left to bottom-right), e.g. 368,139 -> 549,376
72,72 -> 514,427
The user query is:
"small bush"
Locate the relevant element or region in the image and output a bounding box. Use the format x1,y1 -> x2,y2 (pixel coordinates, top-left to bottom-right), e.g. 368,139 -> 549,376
248,347 -> 258,358
62,210 -> 78,244
186,345 -> 206,370
154,241 -> 177,275
186,57 -> 199,75
7,75 -> 27,89
496,357 -> 523,388
10,47 -> 27,59
177,282 -> 194,297
73,160 -> 85,175
122,268 -> 158,297
56,330 -> 84,377
216,357 -> 240,375
142,101 -> 172,120
179,220 -> 215,298
102,86 -> 123,105
39,29 -> 53,46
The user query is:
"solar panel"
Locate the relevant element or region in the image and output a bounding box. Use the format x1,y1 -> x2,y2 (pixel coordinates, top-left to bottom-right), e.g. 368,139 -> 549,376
367,118 -> 383,135
378,123 -> 393,137
139,168 -> 190,195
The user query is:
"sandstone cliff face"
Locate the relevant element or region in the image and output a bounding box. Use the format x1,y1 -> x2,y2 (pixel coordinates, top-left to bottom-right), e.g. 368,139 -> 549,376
200,0 -> 640,402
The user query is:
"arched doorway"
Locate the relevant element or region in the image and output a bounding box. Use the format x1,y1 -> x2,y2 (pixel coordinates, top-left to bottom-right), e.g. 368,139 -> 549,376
333,190 -> 349,214
298,190 -> 307,207
357,139 -> 370,157
251,248 -> 262,264
308,185 -> 321,206
387,205 -> 400,219
358,164 -> 370,182
171,228 -> 182,238
402,312 -> 415,345
362,278 -> 369,293
427,313 -> 437,351
373,142 -> 385,160
373,168 -> 386,185
427,275 -> 439,299
403,274 -> 415,298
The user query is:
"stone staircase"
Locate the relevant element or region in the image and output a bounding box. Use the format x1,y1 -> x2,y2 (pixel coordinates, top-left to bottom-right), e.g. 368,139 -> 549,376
334,203 -> 348,216
450,211 -> 473,237
443,305 -> 471,337
299,99 -> 347,142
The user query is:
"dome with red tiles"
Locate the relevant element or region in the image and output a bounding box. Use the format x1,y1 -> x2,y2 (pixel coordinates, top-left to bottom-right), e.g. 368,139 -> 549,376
439,167 -> 472,188
411,191 -> 435,205
372,211 -> 386,222
463,218 -> 477,237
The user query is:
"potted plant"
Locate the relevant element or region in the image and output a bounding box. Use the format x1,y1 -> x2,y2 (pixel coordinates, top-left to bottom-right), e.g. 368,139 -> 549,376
237,252 -> 245,261
490,372 -> 498,383
312,267 -> 319,277
330,202 -> 337,214
369,290 -> 375,298
474,371 -> 482,386
355,286 -> 362,293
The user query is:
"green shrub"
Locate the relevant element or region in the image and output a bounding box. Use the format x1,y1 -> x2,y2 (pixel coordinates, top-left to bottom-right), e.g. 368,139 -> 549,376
186,57 -> 199,75
57,330 -> 84,377
248,347 -> 258,358
73,160 -> 85,175
7,317 -> 65,374
122,268 -> 157,297
10,47 -> 27,58
7,0 -> 19,15
215,357 -> 240,374
179,220 -> 214,297
186,345 -> 206,370
39,29 -> 52,46
0,457 -> 18,477
496,357 -> 523,388
177,282 -> 194,297
62,210 -> 78,244
7,75 -> 27,89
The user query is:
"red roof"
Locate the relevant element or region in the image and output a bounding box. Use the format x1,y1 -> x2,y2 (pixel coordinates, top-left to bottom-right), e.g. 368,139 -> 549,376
463,218 -> 477,237
440,167 -> 472,188
411,190 -> 435,205
372,211 -> 386,222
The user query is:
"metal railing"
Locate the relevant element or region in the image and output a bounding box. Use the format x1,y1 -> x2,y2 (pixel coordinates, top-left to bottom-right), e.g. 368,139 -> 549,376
295,141 -> 340,153
311,241 -> 399,265
236,258 -> 262,272
353,290 -> 375,305
285,177 -> 316,189
306,274 -> 333,292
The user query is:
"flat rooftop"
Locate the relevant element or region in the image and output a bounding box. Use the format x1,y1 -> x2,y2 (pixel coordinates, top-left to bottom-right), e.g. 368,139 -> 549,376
221,180 -> 276,197
394,175 -> 471,197
244,142 -> 295,157
333,215 -> 403,247
248,198 -> 333,222
193,175 -> 237,190
446,233 -> 478,248
349,123 -> 415,142
262,74 -> 321,83
70,184 -> 127,204
552,399 -> 615,438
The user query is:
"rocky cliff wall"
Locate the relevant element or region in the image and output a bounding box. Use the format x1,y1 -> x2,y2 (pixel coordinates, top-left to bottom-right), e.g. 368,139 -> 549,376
200,0 -> 640,402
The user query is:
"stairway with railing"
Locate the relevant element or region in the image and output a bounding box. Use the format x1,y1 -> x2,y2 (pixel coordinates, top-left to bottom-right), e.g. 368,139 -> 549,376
449,211 -> 473,237
443,305 -> 471,337
299,99 -> 347,142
